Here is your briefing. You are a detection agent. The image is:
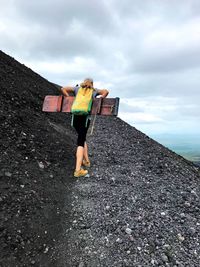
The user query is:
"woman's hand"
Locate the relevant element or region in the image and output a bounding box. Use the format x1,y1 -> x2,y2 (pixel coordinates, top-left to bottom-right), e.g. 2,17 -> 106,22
98,89 -> 109,98
61,87 -> 74,97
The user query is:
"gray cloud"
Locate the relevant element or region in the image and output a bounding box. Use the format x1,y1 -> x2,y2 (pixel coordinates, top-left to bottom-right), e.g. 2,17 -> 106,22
133,46 -> 200,73
0,0 -> 200,134
119,102 -> 144,113
15,0 -> 114,33
1,0 -> 117,60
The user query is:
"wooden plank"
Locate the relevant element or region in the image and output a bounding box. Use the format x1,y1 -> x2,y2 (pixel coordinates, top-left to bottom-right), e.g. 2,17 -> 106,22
42,96 -> 120,116
62,96 -> 74,113
91,98 -> 119,116
42,96 -> 62,112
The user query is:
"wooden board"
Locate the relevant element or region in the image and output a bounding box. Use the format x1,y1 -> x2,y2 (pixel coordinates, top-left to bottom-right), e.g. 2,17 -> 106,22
42,96 -> 120,116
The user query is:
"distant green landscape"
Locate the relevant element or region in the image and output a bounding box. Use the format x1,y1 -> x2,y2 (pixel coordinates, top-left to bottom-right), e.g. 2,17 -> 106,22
151,134 -> 200,166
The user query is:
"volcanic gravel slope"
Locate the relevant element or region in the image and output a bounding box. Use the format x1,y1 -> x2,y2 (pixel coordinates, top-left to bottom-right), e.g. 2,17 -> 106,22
1,51 -> 200,267
65,117 -> 200,267
0,50 -> 77,267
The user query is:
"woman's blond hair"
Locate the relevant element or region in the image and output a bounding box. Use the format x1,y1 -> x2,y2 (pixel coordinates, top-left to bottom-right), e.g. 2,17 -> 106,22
80,78 -> 94,88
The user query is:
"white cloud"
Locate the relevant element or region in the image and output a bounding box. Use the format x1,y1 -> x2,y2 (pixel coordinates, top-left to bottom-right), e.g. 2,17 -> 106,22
119,96 -> 200,135
0,0 -> 200,136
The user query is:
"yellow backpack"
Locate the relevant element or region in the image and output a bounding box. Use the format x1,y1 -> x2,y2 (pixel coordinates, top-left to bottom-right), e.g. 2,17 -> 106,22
71,87 -> 94,126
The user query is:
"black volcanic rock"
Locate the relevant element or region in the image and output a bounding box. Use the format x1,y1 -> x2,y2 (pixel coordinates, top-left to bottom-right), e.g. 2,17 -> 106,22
1,50 -> 200,267
0,50 -> 76,266
66,117 -> 200,266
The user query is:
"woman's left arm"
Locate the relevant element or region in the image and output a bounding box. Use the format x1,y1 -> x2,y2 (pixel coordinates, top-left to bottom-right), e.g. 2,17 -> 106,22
97,89 -> 109,98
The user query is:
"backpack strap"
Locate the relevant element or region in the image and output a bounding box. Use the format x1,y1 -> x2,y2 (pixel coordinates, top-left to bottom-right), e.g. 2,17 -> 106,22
85,115 -> 89,128
71,113 -> 74,127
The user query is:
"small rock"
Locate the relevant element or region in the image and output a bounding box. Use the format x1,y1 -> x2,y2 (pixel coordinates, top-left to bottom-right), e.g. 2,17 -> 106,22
161,254 -> 168,262
5,172 -> 12,177
177,233 -> 185,242
180,213 -> 185,218
163,244 -> 171,250
31,260 -> 35,265
44,247 -> 49,253
184,201 -> 191,207
38,161 -> 45,169
45,161 -> 51,166
161,212 -> 166,216
188,227 -> 196,235
129,235 -> 134,241
125,228 -> 132,235
116,237 -> 123,243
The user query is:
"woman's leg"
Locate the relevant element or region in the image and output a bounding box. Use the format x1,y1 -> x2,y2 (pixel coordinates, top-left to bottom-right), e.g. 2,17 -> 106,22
76,146 -> 84,171
73,115 -> 88,172
83,142 -> 90,162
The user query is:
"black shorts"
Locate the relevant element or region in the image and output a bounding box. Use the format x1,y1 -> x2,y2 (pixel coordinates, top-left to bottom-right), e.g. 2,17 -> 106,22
73,115 -> 90,147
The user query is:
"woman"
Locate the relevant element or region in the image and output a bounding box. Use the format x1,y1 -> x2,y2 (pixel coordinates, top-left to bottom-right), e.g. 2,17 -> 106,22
61,78 -> 109,177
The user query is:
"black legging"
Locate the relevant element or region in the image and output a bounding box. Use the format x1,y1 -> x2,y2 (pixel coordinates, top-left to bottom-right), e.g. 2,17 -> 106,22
73,115 -> 90,147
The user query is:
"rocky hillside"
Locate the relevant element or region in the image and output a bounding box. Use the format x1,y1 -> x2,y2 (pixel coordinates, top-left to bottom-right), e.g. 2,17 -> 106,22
1,50 -> 200,267
0,50 -> 76,267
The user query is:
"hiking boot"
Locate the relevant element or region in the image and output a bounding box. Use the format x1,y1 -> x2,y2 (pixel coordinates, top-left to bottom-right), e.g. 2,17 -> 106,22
82,159 -> 91,167
74,169 -> 88,178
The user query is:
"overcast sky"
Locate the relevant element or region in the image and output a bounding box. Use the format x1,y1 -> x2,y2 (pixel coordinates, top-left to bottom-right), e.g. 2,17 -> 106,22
1,0 -> 200,137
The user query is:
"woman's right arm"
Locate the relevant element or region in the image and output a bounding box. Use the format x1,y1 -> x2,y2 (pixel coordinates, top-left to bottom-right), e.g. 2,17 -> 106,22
61,86 -> 75,97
